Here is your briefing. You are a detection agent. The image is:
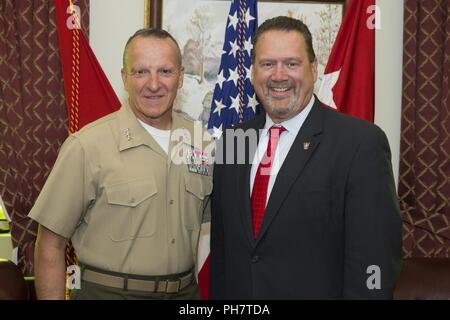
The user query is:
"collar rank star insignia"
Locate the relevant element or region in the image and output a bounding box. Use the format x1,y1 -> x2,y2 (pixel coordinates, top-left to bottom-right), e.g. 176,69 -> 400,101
124,128 -> 132,141
186,146 -> 209,176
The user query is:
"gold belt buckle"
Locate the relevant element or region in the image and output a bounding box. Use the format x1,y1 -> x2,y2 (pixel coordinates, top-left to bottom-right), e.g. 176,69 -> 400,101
165,279 -> 181,293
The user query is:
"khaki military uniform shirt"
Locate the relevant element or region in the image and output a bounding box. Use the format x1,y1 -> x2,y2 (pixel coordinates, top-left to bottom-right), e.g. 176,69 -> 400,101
29,102 -> 214,276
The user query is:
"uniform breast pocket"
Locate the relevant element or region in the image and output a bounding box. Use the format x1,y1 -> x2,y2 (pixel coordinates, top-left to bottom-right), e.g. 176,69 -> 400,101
105,178 -> 158,241
183,174 -> 213,230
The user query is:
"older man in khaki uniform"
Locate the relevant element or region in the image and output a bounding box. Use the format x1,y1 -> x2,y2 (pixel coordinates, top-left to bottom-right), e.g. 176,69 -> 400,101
29,28 -> 213,300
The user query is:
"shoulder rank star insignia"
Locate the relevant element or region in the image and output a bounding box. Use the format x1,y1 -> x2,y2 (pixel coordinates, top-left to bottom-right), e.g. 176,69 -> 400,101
186,146 -> 209,176
303,142 -> 310,150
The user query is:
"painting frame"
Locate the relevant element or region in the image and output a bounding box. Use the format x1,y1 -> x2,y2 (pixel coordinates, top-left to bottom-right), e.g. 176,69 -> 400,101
144,0 -> 348,124
144,0 -> 348,28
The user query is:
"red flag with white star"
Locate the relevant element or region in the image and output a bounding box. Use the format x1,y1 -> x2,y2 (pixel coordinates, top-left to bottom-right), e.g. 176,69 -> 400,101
318,0 -> 375,122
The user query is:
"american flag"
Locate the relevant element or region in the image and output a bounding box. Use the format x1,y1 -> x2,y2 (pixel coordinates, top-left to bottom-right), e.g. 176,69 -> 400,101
207,0 -> 261,135
198,0 -> 259,299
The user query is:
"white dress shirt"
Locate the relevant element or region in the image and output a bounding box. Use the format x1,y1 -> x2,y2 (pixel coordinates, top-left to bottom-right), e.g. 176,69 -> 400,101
250,95 -> 315,203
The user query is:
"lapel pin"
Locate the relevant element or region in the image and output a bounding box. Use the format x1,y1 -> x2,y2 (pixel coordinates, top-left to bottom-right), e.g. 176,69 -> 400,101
303,142 -> 310,150
124,128 -> 132,141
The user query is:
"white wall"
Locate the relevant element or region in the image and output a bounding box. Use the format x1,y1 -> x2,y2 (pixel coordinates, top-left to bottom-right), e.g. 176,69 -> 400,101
89,0 -> 404,188
89,0 -> 145,101
375,0 -> 404,187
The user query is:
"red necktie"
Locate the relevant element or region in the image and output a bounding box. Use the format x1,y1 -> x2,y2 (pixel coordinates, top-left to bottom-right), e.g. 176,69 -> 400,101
251,125 -> 286,239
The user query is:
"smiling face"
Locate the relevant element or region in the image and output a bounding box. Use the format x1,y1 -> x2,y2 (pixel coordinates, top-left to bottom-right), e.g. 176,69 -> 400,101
121,36 -> 184,129
252,30 -> 318,123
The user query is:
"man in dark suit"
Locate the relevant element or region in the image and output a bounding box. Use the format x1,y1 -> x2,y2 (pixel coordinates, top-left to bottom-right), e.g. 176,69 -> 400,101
210,16 -> 402,299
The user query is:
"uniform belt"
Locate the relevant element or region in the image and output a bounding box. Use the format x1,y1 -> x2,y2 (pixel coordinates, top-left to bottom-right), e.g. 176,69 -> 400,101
81,268 -> 193,293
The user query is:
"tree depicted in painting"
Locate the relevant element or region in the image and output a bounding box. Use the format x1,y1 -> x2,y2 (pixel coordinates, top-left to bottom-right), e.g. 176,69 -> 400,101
314,4 -> 341,67
184,6 -> 215,84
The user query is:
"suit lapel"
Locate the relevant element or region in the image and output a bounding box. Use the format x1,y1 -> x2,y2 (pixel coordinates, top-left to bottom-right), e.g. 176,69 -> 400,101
237,162 -> 254,247
236,113 -> 266,247
256,100 -> 325,243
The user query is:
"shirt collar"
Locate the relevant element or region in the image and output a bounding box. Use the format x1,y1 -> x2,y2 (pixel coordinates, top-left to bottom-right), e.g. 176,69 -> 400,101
117,100 -> 181,154
264,95 -> 315,136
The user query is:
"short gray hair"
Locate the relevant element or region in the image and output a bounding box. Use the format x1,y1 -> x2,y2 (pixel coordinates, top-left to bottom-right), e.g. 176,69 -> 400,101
122,28 -> 182,70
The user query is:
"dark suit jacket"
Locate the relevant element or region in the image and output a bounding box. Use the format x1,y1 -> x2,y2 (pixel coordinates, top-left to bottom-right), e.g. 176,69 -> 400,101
210,98 -> 402,299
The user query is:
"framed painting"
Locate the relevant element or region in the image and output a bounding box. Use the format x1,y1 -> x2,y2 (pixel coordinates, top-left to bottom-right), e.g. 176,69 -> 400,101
145,0 -> 347,124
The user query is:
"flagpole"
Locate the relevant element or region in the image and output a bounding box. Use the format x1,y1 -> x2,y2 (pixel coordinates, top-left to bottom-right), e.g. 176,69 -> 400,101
65,2 -> 80,300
